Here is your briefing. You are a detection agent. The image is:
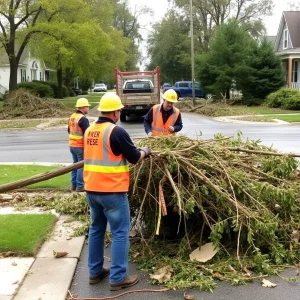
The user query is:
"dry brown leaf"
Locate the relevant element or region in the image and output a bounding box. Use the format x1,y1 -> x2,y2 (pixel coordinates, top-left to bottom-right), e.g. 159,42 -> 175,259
212,272 -> 224,280
53,250 -> 68,258
184,291 -> 194,299
262,279 -> 277,288
132,252 -> 140,259
149,265 -> 174,283
129,230 -> 137,238
291,230 -> 299,243
189,243 -> 218,262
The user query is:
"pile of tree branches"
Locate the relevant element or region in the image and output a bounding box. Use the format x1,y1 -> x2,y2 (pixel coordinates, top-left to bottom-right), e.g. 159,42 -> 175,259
127,134 -> 300,288
7,134 -> 300,290
1,89 -> 71,119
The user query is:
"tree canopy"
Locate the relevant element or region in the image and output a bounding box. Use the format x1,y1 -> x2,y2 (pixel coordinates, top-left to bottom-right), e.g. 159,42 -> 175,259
0,0 -> 152,93
195,21 -> 284,100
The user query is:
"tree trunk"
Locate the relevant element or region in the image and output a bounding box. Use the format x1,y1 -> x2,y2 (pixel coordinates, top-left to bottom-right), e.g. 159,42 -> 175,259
57,68 -> 63,98
64,67 -> 74,89
226,88 -> 230,99
0,161 -> 83,193
8,55 -> 19,92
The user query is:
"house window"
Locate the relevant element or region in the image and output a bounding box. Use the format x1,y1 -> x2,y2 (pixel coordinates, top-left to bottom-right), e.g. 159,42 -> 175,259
283,29 -> 288,49
293,61 -> 298,83
20,69 -> 26,82
31,61 -> 38,81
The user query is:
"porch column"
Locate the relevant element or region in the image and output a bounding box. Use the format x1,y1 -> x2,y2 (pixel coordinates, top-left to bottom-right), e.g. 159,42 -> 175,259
288,58 -> 292,88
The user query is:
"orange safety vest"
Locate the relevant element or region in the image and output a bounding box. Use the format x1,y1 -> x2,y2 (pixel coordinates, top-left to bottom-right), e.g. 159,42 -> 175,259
151,104 -> 180,136
83,122 -> 130,192
69,113 -> 85,147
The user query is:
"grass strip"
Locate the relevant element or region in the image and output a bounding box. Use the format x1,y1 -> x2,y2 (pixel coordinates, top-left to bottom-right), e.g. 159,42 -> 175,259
0,120 -> 43,129
1,165 -> 70,189
0,214 -> 57,256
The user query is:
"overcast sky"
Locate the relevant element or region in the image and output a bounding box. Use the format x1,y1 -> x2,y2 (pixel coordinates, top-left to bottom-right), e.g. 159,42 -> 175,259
128,0 -> 291,36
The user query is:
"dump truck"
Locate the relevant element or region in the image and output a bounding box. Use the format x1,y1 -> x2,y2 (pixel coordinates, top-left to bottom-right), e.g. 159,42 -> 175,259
115,67 -> 161,122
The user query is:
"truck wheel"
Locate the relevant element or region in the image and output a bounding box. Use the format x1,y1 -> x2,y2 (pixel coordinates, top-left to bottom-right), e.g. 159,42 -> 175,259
120,112 -> 126,122
176,92 -> 181,100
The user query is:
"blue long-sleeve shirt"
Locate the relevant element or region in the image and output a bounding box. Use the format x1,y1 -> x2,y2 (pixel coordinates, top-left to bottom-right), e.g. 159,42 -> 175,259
144,105 -> 183,134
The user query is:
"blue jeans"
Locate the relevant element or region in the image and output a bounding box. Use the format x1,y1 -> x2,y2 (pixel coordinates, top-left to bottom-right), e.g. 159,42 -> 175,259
70,147 -> 84,189
86,192 -> 130,284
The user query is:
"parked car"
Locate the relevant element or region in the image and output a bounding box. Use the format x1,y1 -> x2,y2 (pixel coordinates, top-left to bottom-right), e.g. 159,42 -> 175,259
162,83 -> 172,93
72,87 -> 82,96
164,81 -> 207,99
93,83 -> 107,92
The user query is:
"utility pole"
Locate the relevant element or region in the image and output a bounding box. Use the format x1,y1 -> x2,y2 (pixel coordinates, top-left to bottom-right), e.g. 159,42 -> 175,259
190,0 -> 195,106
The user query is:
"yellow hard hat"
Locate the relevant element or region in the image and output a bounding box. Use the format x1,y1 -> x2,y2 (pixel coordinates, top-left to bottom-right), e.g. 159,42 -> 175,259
75,98 -> 91,108
98,92 -> 124,112
163,89 -> 178,103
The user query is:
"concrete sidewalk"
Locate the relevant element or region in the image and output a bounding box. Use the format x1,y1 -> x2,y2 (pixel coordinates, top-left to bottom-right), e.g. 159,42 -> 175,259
0,207 -> 85,300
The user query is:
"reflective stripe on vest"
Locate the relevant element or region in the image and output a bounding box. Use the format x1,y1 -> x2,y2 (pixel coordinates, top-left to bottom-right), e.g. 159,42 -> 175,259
69,113 -> 84,147
151,104 -> 179,136
83,122 -> 130,192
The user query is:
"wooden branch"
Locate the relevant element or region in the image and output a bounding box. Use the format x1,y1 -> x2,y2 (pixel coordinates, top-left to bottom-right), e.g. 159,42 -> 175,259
0,161 -> 83,193
227,147 -> 300,157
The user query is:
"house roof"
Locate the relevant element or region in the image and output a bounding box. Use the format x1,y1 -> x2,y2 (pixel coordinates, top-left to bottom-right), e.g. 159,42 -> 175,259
0,47 -> 29,65
274,11 -> 300,51
284,11 -> 300,48
276,47 -> 300,56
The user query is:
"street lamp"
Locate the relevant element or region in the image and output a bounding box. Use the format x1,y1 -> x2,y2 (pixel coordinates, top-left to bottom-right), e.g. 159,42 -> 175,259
190,0 -> 195,106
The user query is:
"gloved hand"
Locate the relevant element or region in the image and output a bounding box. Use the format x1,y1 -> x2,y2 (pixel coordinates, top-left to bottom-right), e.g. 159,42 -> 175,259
147,132 -> 153,137
140,146 -> 151,157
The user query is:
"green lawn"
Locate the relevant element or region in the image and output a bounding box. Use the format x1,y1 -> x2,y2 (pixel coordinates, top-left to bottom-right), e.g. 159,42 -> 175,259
1,165 -> 70,189
240,106 -> 300,115
251,114 -> 300,123
0,214 -> 57,256
58,92 -> 109,109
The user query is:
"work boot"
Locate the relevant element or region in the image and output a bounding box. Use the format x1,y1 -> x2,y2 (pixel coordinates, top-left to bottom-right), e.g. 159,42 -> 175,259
76,188 -> 85,192
71,186 -> 76,191
109,275 -> 139,291
89,267 -> 110,285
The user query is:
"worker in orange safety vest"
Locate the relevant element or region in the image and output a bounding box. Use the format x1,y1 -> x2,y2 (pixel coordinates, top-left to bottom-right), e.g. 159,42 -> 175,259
83,92 -> 150,290
68,97 -> 90,192
144,89 -> 183,136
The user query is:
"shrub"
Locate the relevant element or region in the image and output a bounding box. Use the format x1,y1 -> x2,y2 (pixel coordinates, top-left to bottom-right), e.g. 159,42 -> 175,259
62,85 -> 69,97
33,80 -> 58,98
32,81 -> 69,98
281,94 -> 300,110
17,82 -> 54,98
265,88 -> 300,109
241,97 -> 264,106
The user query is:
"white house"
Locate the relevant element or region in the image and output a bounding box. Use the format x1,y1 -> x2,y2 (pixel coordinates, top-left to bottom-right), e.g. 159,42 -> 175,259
0,48 -> 53,94
274,11 -> 300,90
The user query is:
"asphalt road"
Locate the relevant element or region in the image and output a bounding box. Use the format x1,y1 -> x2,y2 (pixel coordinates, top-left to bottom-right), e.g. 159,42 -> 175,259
1,113 -> 300,163
70,243 -> 300,300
